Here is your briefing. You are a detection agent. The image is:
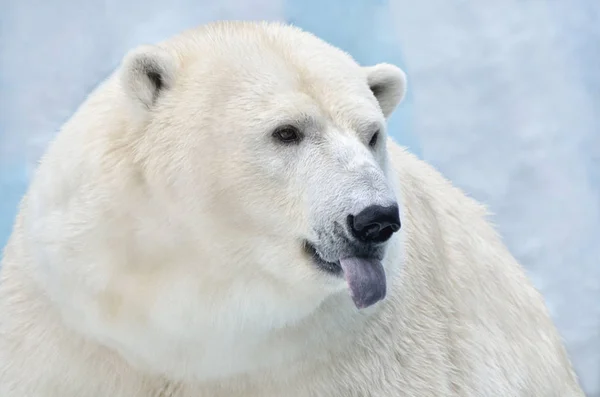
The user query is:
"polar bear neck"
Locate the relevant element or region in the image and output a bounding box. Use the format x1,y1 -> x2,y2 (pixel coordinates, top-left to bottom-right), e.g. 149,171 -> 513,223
19,160 -> 407,385
14,198 -> 406,385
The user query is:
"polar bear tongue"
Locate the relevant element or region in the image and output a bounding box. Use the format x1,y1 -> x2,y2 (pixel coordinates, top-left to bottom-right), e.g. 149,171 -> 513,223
339,257 -> 386,309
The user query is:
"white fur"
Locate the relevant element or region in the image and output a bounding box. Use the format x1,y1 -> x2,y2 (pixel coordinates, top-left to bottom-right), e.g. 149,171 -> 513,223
0,21 -> 584,396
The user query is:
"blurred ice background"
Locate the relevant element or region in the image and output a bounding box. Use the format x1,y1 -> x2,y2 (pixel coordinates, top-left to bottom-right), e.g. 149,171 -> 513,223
0,0 -> 598,394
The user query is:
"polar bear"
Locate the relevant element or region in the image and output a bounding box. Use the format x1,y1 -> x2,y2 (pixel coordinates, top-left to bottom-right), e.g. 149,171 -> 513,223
0,21 -> 584,396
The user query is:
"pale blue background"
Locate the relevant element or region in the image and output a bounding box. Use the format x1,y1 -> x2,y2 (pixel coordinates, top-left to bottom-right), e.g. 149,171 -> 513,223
0,0 -> 598,395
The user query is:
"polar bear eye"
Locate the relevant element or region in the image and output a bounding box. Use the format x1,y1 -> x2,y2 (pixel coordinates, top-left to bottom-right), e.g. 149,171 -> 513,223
368,130 -> 380,147
273,125 -> 302,144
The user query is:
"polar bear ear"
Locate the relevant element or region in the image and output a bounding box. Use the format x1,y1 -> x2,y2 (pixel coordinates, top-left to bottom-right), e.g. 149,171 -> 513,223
364,63 -> 407,118
120,45 -> 176,109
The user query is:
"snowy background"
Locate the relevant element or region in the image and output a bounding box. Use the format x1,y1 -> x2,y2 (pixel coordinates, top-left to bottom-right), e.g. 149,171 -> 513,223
0,0 -> 598,394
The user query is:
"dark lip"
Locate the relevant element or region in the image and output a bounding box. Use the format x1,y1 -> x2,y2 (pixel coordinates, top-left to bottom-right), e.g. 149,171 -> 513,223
302,240 -> 343,275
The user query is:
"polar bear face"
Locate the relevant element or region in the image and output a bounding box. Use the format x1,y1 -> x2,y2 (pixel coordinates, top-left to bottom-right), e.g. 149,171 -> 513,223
40,23 -> 407,380
121,24 -> 406,313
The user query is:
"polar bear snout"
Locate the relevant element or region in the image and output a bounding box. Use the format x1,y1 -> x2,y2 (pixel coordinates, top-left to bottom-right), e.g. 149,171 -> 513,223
308,202 -> 400,308
347,204 -> 401,244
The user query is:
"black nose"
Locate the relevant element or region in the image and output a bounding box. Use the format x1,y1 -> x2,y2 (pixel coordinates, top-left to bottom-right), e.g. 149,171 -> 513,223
348,204 -> 401,244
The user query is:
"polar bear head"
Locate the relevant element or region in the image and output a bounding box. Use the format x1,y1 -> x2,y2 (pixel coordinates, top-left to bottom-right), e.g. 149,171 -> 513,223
27,21 -> 407,380
124,22 -> 405,309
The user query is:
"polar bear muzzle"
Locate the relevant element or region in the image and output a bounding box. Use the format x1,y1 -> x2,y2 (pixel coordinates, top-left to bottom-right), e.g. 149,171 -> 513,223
304,203 -> 400,309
